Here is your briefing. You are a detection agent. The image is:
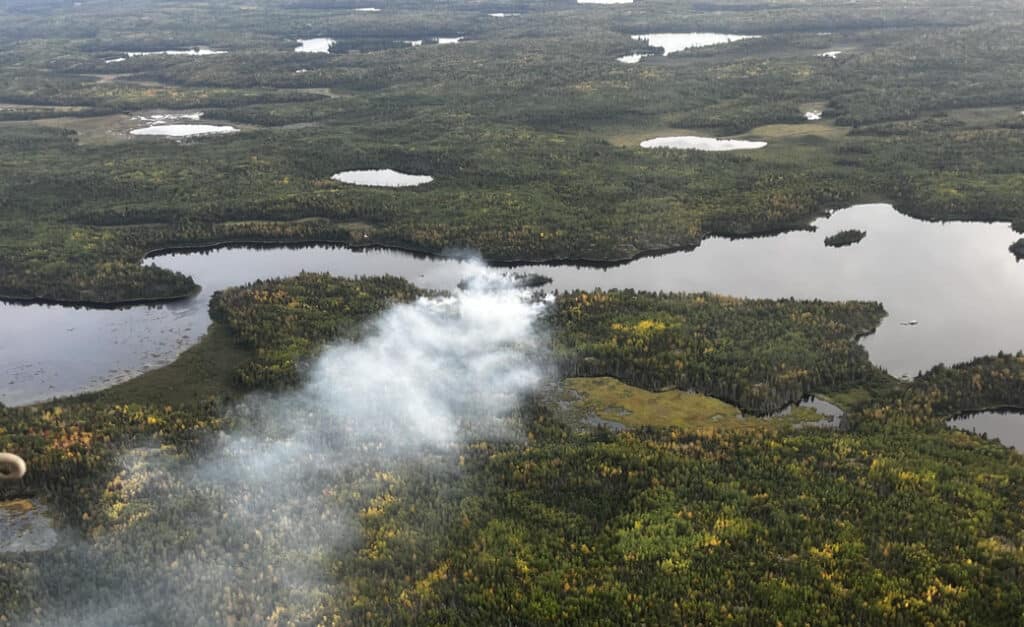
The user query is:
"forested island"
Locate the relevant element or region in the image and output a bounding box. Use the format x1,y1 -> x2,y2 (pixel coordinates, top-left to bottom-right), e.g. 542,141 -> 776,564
2,0 -> 1024,624
824,229 -> 867,247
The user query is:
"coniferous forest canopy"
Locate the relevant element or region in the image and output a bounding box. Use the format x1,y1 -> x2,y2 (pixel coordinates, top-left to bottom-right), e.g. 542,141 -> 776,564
1,0 -> 1024,625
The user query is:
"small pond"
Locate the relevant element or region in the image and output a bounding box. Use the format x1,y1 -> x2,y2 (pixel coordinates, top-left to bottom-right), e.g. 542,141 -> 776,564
640,136 -> 767,151
331,169 -> 434,187
632,33 -> 758,56
127,47 -> 226,58
0,499 -> 58,554
295,38 -> 334,53
130,124 -> 239,137
133,112 -> 204,123
775,396 -> 845,429
617,54 -> 650,64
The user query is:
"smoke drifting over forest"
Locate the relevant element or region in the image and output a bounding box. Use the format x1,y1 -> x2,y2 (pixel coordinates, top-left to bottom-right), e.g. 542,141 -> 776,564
308,264 -> 551,446
41,264 -> 552,626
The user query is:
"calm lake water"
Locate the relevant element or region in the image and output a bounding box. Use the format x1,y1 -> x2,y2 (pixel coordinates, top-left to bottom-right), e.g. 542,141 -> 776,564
948,410 -> 1024,450
119,48 -> 227,59
641,136 -> 767,151
631,33 -> 758,56
130,124 -> 240,137
2,203 -> 1024,412
331,169 -> 434,187
617,54 -> 650,64
295,38 -> 334,53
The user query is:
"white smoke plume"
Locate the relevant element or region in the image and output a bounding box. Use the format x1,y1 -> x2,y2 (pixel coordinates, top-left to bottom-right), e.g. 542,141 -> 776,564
307,263 -> 550,446
30,262 -> 552,626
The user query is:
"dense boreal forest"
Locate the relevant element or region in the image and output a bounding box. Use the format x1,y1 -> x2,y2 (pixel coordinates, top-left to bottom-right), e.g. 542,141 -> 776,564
210,273 -> 427,388
1,0 -> 1024,302
3,274 -> 1022,624
3,0 -> 1024,623
551,289 -> 885,414
337,419 -> 1024,625
857,353 -> 1024,429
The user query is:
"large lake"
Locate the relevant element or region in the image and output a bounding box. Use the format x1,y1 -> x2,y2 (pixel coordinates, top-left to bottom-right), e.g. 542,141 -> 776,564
2,203 -> 1024,410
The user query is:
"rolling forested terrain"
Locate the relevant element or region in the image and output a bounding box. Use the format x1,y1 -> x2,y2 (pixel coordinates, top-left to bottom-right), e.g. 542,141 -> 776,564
1,0 -> 1024,302
339,424 -> 1024,625
3,0 -> 1024,624
3,275 -> 1023,624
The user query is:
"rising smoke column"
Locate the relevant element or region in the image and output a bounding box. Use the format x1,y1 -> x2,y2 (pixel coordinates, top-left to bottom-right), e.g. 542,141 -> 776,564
36,263 -> 552,626
307,263 -> 551,446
